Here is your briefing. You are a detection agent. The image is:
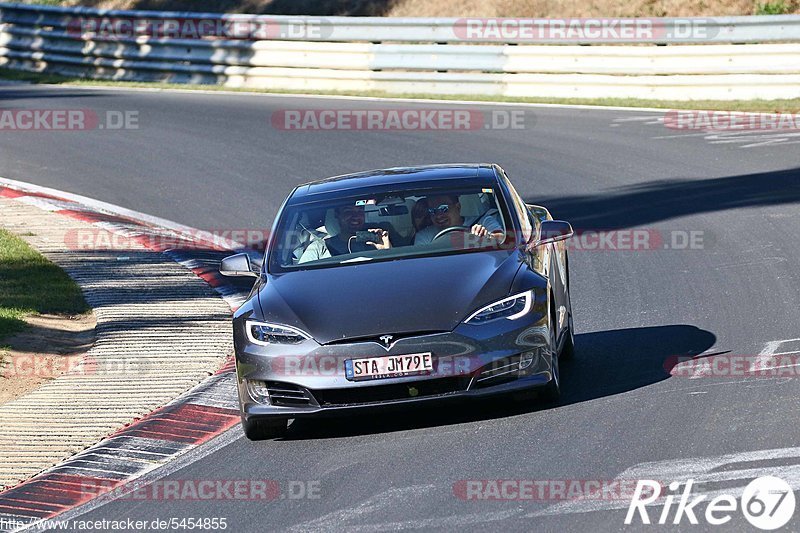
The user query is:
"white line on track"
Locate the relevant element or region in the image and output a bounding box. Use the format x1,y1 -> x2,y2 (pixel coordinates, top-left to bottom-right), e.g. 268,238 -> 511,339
752,338 -> 800,375
527,446 -> 800,519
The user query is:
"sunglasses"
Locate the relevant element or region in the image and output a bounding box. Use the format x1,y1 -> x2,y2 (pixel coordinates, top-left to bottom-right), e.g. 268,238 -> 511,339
427,204 -> 451,216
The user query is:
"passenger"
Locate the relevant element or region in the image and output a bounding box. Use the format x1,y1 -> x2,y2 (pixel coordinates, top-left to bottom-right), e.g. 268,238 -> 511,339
299,205 -> 391,263
413,194 -> 503,246
411,198 -> 431,234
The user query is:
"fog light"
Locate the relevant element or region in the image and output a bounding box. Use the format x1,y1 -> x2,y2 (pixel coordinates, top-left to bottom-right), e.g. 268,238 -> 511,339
246,380 -> 270,403
519,351 -> 536,370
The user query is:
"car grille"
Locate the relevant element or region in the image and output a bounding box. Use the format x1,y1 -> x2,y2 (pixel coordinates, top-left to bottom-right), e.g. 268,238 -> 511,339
472,355 -> 522,388
266,382 -> 314,407
311,376 -> 469,407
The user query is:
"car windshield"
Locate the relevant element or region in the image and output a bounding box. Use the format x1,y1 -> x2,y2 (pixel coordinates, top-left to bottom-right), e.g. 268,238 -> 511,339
268,184 -> 513,272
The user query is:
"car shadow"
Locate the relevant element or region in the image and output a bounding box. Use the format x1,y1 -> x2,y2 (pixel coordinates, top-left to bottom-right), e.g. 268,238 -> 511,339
531,167 -> 800,230
280,324 -> 716,440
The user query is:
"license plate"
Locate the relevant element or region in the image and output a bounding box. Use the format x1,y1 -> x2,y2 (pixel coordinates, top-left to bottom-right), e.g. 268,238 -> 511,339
345,353 -> 433,381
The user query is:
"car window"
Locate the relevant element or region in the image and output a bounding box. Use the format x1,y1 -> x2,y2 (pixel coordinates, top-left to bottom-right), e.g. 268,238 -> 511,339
269,185 -> 510,272
501,172 -> 533,243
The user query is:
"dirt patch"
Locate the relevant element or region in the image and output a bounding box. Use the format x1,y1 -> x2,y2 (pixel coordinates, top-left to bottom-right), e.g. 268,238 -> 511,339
0,313 -> 96,405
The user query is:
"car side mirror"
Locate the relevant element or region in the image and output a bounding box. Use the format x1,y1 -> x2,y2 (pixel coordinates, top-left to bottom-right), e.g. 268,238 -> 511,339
534,220 -> 574,246
219,253 -> 259,278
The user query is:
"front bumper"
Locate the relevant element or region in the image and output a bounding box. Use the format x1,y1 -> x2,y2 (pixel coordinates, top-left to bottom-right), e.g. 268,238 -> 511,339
236,312 -> 555,421
242,373 -> 552,420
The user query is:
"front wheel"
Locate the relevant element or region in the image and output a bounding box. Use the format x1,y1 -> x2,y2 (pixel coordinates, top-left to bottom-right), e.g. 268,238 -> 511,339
540,359 -> 561,402
241,416 -> 288,441
540,316 -> 561,402
560,312 -> 576,361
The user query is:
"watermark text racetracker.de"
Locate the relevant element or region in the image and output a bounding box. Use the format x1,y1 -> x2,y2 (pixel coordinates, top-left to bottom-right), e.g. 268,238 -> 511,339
63,228 -> 271,252
1,354 -> 159,379
665,353 -> 800,378
566,229 -> 705,252
1,354 -> 86,379
67,15 -> 331,40
453,479 -> 655,501
453,18 -> 719,41
61,228 -> 709,253
81,479 -> 321,502
61,227 -> 709,254
270,109 -> 533,131
0,109 -> 139,131
664,110 -> 800,132
452,228 -> 708,252
269,354 -> 489,378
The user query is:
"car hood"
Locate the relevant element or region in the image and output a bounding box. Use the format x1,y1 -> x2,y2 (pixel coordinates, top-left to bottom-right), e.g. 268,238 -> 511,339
257,251 -> 522,345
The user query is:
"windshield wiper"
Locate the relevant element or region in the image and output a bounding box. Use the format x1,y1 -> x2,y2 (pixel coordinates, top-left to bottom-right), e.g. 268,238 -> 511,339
340,256 -> 373,263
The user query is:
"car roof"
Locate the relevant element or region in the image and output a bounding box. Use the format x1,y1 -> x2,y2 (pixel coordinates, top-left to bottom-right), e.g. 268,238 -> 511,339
290,164 -> 499,201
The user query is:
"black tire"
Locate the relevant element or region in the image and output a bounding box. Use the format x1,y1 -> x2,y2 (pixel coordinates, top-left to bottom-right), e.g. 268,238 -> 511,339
560,312 -> 576,361
560,250 -> 575,361
241,417 -> 288,441
540,359 -> 561,402
541,313 -> 561,402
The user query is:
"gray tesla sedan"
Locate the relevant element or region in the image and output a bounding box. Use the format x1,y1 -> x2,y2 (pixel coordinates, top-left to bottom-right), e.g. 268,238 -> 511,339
220,164 -> 574,440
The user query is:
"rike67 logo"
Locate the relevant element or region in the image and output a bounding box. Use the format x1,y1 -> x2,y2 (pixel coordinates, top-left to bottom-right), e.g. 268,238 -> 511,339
626,476 -> 795,530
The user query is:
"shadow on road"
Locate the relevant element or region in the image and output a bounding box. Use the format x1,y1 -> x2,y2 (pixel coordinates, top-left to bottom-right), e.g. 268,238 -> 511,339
282,324 -> 716,440
532,167 -> 800,229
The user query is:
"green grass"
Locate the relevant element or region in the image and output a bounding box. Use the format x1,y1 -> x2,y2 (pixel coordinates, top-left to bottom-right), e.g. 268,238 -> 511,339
755,0 -> 796,14
0,229 -> 90,340
2,67 -> 799,113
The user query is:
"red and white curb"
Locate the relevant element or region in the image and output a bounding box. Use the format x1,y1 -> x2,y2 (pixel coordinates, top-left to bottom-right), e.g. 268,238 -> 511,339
0,364 -> 240,532
0,178 -> 252,532
0,177 -> 251,311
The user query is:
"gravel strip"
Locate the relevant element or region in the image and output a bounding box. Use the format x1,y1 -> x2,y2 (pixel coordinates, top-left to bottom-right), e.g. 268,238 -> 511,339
0,198 -> 232,489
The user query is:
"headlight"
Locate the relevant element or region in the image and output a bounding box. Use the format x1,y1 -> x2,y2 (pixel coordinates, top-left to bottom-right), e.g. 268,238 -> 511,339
246,320 -> 310,345
465,290 -> 533,324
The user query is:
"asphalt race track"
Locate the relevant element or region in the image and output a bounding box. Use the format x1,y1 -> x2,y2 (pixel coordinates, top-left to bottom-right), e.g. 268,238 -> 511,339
2,85 -> 800,531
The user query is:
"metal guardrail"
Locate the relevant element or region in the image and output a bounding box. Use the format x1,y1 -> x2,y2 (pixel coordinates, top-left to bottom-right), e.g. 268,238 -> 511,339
3,24 -> 800,75
1,2 -> 800,44
1,2 -> 799,100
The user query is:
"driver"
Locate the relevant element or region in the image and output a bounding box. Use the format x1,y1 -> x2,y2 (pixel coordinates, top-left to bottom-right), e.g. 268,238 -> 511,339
413,194 -> 504,245
299,204 -> 391,263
